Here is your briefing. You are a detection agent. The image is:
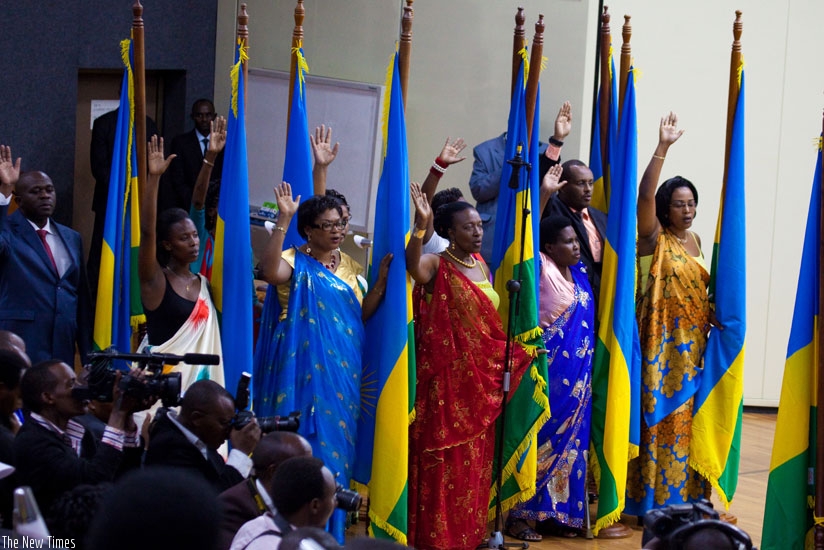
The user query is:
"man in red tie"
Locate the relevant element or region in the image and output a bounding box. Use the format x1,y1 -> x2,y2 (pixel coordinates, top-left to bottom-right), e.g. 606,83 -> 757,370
0,145 -> 91,365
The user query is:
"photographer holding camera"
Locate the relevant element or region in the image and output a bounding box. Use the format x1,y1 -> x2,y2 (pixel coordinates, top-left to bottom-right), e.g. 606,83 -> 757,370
13,360 -> 145,515
145,379 -> 261,492
230,456 -> 339,550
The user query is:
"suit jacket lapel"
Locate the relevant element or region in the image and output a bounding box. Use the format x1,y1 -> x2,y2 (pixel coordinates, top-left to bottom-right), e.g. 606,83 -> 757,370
11,211 -> 58,280
50,221 -> 78,280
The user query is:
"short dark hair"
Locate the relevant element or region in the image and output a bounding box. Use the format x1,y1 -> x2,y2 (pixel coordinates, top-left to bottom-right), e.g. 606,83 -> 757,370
0,349 -> 28,391
191,98 -> 215,114
539,215 -> 574,251
180,380 -> 234,416
431,187 -> 464,214
86,468 -> 221,550
47,483 -> 112,545
325,188 -> 349,208
296,195 -> 343,240
20,360 -> 63,413
270,456 -> 328,517
157,207 -> 192,265
560,159 -> 588,186
345,538 -> 408,549
433,201 -> 475,239
654,176 -> 699,228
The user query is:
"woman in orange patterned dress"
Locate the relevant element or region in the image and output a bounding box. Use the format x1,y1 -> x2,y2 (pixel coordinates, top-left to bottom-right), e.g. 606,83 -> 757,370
626,112 -> 713,515
405,183 -> 532,550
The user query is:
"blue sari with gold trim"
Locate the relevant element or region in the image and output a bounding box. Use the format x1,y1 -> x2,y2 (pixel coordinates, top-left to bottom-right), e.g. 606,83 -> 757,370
509,261 -> 594,528
252,250 -> 364,542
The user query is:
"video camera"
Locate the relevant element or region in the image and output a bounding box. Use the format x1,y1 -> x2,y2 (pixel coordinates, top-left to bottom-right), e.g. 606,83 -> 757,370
642,499 -> 755,549
72,349 -> 219,408
232,372 -> 301,433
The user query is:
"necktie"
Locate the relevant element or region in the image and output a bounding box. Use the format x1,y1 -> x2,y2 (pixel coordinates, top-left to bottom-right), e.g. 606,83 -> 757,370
202,137 -> 209,157
36,229 -> 58,275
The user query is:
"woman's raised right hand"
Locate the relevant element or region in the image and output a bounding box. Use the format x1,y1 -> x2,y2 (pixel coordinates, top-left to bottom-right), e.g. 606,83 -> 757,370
658,111 -> 684,148
148,135 -> 176,176
274,181 -> 300,220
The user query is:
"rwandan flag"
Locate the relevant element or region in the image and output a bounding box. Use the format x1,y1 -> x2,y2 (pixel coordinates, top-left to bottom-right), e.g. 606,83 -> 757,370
590,66 -> 641,533
352,51 -> 413,544
690,70 -> 746,507
281,44 -> 314,249
213,39 -> 253,394
761,137 -> 821,550
252,43 -> 314,389
488,51 -> 551,516
589,51 -> 618,213
93,37 -> 144,357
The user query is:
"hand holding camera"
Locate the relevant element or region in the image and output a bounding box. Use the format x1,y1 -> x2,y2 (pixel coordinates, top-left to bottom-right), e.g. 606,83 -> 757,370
230,416 -> 262,455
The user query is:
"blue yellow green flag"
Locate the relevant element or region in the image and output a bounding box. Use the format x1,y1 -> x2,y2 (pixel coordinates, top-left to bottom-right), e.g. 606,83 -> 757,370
213,39 -> 252,394
589,53 -> 618,213
690,70 -> 746,507
93,37 -> 143,358
352,51 -> 413,544
761,137 -> 821,550
590,66 -> 641,533
488,54 -> 551,516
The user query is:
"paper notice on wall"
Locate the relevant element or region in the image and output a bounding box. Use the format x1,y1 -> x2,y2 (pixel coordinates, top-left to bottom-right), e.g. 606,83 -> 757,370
90,100 -> 121,129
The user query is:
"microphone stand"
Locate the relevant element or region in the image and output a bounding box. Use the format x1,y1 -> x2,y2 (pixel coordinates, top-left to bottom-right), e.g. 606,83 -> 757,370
482,144 -> 531,550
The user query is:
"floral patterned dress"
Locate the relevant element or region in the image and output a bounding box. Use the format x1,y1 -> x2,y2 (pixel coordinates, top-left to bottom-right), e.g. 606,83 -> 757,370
625,230 -> 712,515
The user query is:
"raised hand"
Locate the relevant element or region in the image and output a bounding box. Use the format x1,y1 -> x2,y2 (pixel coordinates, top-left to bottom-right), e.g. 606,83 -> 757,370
553,101 -> 572,141
0,145 -> 21,197
541,164 -> 567,196
658,111 -> 684,148
147,135 -> 176,176
310,124 -> 340,167
274,181 -> 300,220
410,181 -> 432,228
438,137 -> 467,165
208,116 -> 228,154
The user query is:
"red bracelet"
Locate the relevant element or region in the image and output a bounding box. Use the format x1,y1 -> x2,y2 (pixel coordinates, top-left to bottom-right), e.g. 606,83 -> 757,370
429,166 -> 444,179
434,157 -> 449,169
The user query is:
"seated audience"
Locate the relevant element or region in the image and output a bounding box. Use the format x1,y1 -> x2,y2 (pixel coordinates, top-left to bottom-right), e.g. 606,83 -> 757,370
13,360 -> 143,515
218,432 -> 313,550
230,456 -> 337,550
86,467 -> 221,550
46,483 -> 112,547
144,379 -> 261,493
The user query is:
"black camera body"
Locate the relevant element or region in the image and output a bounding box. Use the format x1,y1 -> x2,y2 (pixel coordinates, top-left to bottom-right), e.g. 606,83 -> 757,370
231,409 -> 301,433
642,499 -> 754,550
72,349 -> 218,408
335,483 -> 361,512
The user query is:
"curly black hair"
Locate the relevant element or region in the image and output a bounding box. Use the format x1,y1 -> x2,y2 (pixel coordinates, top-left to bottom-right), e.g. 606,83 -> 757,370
433,201 -> 475,239
539,215 -> 574,252
654,176 -> 699,227
431,187 -> 464,213
296,195 -> 344,240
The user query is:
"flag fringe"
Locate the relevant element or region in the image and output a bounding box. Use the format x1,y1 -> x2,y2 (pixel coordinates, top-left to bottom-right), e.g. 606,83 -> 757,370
130,314 -> 146,330
408,407 -> 416,425
290,43 -> 310,95
230,39 -> 249,118
688,457 -> 731,510
379,50 -> 395,160
367,510 -> 408,545
594,507 -> 623,535
517,47 -> 530,83
486,361 -> 551,521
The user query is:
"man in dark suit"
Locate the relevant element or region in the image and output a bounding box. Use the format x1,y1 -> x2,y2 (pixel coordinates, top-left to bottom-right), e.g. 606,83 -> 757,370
144,380 -> 261,493
88,108 -> 158,301
217,432 -> 312,550
161,99 -> 223,213
0,146 -> 92,365
13,360 -> 143,515
542,159 -> 607,300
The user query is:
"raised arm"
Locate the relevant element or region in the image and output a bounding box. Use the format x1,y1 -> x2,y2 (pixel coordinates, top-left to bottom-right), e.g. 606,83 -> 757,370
191,116 -> 226,211
638,112 -> 683,248
258,182 -> 300,286
539,163 -> 566,215
361,252 -> 392,321
406,182 -> 440,285
419,137 -> 466,243
0,145 -> 21,199
310,125 -> 339,196
139,136 -> 176,305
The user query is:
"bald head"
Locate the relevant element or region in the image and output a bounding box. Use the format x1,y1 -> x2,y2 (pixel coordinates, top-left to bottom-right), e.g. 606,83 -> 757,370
0,330 -> 30,367
254,432 -> 313,485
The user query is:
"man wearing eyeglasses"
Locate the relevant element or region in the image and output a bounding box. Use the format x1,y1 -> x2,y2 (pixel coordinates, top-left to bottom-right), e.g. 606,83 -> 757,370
161,99 -> 224,213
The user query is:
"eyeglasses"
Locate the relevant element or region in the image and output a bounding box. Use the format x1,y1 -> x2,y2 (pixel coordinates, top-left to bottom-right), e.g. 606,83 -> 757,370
312,220 -> 347,232
670,200 -> 697,210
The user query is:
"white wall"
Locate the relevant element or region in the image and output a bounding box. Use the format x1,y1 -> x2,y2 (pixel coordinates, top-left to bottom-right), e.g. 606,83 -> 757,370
214,0 -> 824,406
